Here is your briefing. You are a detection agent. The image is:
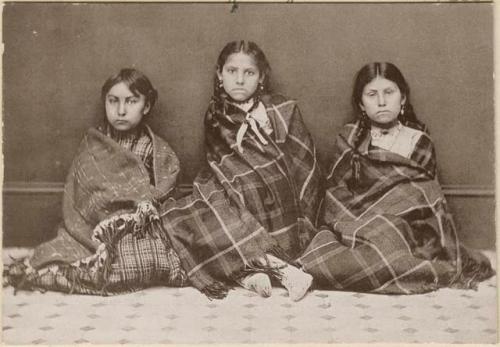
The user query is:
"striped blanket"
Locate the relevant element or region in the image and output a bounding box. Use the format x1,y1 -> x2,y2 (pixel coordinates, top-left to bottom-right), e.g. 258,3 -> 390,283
159,95 -> 324,298
298,122 -> 494,294
5,125 -> 188,295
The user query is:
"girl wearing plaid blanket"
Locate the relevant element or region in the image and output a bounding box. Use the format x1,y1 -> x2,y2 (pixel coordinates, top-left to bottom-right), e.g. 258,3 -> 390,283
159,41 -> 323,301
215,41 -> 314,300
5,68 -> 188,294
298,62 -> 494,294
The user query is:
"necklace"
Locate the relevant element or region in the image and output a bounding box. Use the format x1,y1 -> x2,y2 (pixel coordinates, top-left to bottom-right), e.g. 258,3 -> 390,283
229,97 -> 255,107
371,122 -> 402,138
370,122 -> 403,151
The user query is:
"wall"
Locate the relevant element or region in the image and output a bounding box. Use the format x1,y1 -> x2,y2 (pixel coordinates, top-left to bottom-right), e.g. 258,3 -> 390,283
2,3 -> 495,249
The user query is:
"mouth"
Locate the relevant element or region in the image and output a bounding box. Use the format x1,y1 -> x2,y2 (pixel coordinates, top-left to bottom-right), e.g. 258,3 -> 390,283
376,110 -> 391,115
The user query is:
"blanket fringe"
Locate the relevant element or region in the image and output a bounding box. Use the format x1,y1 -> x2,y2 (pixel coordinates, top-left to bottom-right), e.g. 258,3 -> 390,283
149,219 -> 173,248
4,256 -> 107,296
5,201 -> 176,296
92,200 -> 163,288
231,251 -> 294,288
452,246 -> 495,290
201,281 -> 230,300
267,245 -> 292,264
235,260 -> 284,281
3,257 -> 38,295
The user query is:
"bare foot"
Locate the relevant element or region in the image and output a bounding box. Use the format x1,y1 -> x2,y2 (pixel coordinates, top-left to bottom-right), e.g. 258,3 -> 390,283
266,254 -> 313,301
280,265 -> 313,301
238,272 -> 272,297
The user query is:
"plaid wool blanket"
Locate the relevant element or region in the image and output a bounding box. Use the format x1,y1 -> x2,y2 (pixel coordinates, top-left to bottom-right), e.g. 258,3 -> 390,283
298,122 -> 494,294
159,95 -> 324,298
5,126 -> 188,295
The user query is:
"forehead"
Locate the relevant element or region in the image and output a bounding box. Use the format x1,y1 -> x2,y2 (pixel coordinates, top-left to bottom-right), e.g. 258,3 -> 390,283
223,52 -> 258,69
107,82 -> 138,97
363,76 -> 399,91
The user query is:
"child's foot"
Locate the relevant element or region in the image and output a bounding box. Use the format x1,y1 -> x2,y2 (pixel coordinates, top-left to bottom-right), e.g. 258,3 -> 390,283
279,264 -> 313,301
238,272 -> 272,298
266,254 -> 313,301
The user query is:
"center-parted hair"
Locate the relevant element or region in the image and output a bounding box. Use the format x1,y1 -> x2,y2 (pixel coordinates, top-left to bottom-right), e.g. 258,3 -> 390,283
101,68 -> 158,114
213,40 -> 271,97
351,62 -> 426,150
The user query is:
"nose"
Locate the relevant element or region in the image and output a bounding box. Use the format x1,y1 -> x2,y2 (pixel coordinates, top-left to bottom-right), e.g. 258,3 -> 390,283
236,71 -> 244,85
377,93 -> 386,107
118,101 -> 126,116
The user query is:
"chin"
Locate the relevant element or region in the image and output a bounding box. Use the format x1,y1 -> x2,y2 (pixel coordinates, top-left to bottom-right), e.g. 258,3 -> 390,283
229,91 -> 252,100
112,125 -> 132,132
375,115 -> 397,123
230,95 -> 249,102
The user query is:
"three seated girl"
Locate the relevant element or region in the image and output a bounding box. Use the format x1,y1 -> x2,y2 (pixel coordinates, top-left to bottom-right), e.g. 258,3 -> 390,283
5,42 -> 494,299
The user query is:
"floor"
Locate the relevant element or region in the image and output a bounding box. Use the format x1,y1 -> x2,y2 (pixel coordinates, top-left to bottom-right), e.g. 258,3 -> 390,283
2,250 -> 497,344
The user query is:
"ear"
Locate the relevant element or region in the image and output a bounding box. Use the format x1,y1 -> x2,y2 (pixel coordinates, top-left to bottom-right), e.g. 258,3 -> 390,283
143,102 -> 151,115
401,95 -> 407,106
216,68 -> 223,81
359,103 -> 366,111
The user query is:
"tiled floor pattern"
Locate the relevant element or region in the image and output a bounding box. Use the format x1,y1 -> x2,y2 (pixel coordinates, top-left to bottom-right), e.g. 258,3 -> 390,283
2,252 -> 497,344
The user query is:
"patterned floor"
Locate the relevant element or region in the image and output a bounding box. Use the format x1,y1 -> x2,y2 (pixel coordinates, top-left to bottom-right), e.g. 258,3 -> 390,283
2,251 -> 497,344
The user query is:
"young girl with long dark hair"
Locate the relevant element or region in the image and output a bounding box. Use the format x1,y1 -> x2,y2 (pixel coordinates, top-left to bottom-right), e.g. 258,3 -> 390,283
298,62 -> 494,294
160,41 -> 323,301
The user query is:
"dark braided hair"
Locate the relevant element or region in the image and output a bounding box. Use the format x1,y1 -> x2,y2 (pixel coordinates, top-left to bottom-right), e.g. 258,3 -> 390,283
351,62 -> 426,151
212,40 -> 271,109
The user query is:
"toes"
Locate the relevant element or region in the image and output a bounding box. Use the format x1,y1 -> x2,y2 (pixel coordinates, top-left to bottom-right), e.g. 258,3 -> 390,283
239,272 -> 273,298
256,274 -> 272,297
252,273 -> 272,298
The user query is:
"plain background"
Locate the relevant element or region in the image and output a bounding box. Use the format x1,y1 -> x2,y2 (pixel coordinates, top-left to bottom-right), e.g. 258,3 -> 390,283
2,3 -> 495,249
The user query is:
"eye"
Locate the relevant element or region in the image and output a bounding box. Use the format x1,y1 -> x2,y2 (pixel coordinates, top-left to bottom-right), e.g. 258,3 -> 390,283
126,98 -> 138,104
107,97 -> 117,104
385,89 -> 394,95
366,92 -> 376,97
227,68 -> 236,74
246,70 -> 255,76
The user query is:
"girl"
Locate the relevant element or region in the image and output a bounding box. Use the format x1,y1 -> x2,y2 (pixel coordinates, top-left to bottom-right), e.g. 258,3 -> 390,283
159,41 -> 323,301
5,68 -> 187,294
298,62 -> 494,294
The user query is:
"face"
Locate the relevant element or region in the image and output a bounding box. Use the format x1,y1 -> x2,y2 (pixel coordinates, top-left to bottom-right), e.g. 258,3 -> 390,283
359,76 -> 406,128
105,82 -> 150,132
217,52 -> 264,102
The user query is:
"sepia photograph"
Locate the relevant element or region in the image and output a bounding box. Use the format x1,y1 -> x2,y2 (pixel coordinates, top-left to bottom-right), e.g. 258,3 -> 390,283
2,1 -> 497,344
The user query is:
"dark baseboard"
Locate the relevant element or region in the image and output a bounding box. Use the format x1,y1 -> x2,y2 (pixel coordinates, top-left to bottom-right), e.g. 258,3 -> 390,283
2,181 -> 496,250
2,181 -> 495,197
